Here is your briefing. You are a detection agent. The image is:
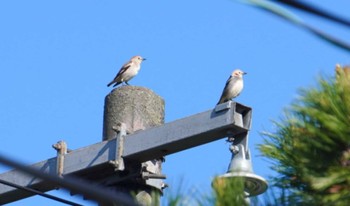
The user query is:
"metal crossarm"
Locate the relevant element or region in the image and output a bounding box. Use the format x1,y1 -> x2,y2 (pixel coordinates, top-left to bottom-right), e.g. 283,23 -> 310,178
0,101 -> 251,204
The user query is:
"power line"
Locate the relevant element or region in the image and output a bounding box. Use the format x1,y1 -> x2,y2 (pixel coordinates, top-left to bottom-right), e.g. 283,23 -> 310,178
237,0 -> 350,52
0,179 -> 82,206
0,153 -> 137,206
274,0 -> 350,27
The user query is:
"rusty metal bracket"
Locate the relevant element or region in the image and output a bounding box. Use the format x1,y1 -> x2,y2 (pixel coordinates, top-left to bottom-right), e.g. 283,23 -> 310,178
52,141 -> 68,177
109,122 -> 126,171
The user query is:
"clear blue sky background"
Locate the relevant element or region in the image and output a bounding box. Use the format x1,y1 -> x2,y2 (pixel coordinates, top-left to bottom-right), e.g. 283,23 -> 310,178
0,0 -> 349,205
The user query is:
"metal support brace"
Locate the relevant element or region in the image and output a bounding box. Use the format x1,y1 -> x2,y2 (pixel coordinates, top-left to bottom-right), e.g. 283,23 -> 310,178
52,141 -> 68,177
228,134 -> 249,157
0,101 -> 252,204
220,102 -> 268,197
141,172 -> 166,180
110,123 -> 127,171
217,101 -> 250,155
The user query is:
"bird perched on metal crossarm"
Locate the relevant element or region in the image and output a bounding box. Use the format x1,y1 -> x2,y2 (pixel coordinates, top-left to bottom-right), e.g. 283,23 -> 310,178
217,69 -> 247,105
107,55 -> 146,87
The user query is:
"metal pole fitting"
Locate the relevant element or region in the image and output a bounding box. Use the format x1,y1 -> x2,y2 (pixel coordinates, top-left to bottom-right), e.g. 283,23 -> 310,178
109,122 -> 127,171
52,141 -> 68,177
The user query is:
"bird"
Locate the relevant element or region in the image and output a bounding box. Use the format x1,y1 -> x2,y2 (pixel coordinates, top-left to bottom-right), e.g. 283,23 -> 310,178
217,69 -> 247,105
107,55 -> 146,87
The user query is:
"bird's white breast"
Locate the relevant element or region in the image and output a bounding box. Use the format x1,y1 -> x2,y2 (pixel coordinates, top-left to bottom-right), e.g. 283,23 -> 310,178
123,64 -> 140,81
230,78 -> 243,98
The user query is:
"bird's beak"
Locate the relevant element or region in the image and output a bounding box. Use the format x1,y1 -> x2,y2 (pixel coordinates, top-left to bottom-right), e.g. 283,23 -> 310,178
243,72 -> 247,75
142,58 -> 147,61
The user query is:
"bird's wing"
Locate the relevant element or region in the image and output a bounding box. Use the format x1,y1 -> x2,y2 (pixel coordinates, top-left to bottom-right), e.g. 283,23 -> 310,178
115,61 -> 133,78
107,61 -> 133,87
224,75 -> 233,88
217,76 -> 233,104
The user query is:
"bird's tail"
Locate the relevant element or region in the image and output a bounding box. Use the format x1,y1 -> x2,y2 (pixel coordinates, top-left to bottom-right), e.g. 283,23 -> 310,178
112,82 -> 121,87
107,80 -> 115,87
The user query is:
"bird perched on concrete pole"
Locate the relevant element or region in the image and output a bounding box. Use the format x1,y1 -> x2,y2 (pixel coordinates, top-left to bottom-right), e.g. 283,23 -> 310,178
217,69 -> 247,105
107,55 -> 146,87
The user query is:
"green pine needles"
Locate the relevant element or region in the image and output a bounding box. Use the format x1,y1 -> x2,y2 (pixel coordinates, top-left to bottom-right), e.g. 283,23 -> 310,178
260,66 -> 350,205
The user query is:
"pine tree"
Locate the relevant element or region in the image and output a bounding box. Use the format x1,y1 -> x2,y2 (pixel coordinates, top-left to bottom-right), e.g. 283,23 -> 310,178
260,65 -> 350,205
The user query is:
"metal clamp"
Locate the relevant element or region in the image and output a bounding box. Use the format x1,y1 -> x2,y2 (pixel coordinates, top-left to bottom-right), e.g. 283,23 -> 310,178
52,141 -> 68,177
141,172 -> 166,180
109,122 -> 127,171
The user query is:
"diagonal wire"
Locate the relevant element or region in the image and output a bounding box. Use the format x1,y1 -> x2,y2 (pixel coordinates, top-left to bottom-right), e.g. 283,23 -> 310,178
273,0 -> 350,27
0,178 -> 82,206
235,0 -> 350,53
0,153 -> 137,206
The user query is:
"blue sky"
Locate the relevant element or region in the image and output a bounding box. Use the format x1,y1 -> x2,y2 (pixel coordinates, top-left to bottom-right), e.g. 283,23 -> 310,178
0,0 -> 349,205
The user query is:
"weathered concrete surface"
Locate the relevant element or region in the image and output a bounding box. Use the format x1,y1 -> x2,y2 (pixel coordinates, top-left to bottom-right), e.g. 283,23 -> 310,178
103,86 -> 165,140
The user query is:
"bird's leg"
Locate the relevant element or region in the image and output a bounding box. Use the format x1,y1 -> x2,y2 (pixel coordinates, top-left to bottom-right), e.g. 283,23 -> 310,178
125,81 -> 130,85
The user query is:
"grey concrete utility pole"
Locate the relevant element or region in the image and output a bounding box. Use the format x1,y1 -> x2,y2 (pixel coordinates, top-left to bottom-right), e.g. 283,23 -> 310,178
102,86 -> 165,205
0,86 -> 258,205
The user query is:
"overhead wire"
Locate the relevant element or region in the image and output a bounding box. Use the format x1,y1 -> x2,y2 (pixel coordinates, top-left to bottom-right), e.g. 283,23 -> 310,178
0,153 -> 137,206
0,179 -> 82,206
235,0 -> 350,52
274,0 -> 350,27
